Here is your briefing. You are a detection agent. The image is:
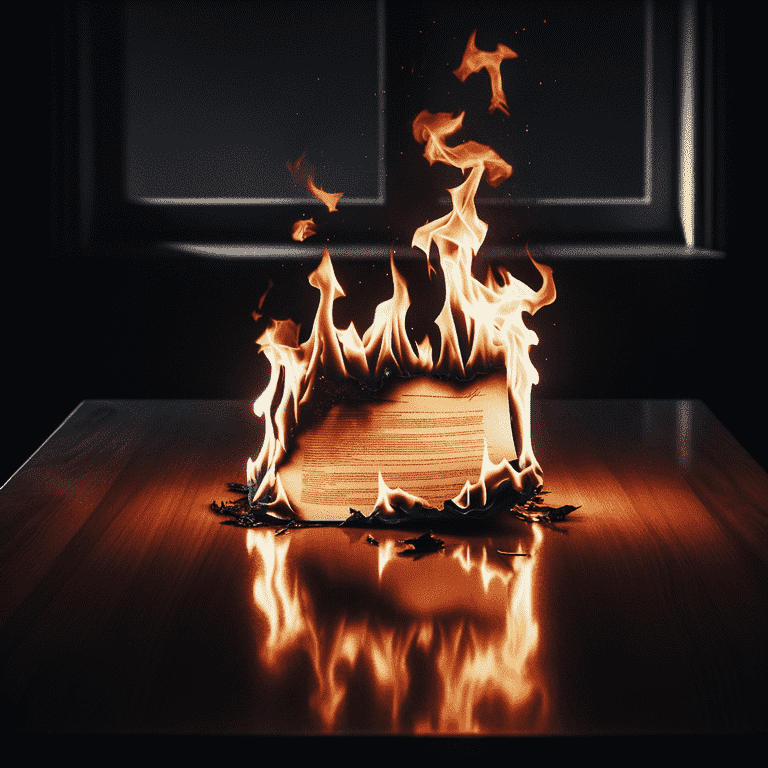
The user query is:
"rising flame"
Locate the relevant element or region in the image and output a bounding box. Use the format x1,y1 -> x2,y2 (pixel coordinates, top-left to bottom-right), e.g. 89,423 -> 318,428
453,30 -> 518,116
246,525 -> 547,733
248,33 -> 555,518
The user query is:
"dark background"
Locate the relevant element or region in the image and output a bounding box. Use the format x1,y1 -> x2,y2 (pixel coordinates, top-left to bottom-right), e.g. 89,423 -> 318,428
27,2 -> 760,492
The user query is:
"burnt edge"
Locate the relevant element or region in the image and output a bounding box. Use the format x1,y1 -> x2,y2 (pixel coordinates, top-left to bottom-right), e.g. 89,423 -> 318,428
210,481 -> 580,532
232,371 -> 580,532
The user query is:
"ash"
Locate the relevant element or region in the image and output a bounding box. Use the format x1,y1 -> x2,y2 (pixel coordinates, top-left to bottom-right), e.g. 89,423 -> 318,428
210,483 -> 579,533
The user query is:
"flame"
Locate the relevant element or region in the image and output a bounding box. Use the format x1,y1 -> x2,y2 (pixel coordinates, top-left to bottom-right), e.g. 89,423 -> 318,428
373,471 -> 432,521
246,525 -> 547,733
449,439 -> 525,510
292,217 -> 317,241
287,153 -> 344,212
409,109 -> 555,492
307,178 -> 343,212
453,30 -> 518,116
249,32 -> 555,517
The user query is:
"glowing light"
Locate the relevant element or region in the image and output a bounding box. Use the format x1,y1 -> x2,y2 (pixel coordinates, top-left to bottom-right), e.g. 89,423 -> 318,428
246,527 -> 547,733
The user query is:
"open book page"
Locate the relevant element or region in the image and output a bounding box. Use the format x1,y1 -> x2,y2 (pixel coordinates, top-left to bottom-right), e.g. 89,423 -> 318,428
278,371 -> 517,521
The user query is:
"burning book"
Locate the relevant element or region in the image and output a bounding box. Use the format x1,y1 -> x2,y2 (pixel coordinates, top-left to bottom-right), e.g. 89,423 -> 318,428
242,32 -> 557,524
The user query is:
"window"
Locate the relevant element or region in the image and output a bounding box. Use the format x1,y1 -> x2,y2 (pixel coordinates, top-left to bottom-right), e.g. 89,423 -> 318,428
68,1 -> 725,259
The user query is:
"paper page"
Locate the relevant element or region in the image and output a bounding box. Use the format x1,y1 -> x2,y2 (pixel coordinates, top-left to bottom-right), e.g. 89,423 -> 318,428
278,371 -> 517,521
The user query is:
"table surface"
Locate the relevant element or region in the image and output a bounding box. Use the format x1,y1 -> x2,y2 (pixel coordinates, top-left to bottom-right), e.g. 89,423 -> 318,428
1,397 -> 766,734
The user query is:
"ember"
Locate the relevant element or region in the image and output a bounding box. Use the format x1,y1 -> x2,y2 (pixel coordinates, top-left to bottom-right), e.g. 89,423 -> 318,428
287,153 -> 343,211
453,30 -> 518,116
291,217 -> 317,242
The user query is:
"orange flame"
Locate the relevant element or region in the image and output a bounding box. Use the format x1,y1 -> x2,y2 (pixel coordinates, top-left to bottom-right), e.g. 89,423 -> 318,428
307,178 -> 343,212
287,153 -> 344,212
249,32 -> 554,516
292,217 -> 317,241
246,525 -> 547,733
453,30 -> 518,116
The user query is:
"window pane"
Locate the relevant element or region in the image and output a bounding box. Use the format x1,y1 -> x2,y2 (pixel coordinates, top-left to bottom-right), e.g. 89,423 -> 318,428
124,0 -> 382,202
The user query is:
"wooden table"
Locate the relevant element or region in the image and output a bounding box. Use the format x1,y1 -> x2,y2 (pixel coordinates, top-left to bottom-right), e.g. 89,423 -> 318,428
1,399 -> 766,734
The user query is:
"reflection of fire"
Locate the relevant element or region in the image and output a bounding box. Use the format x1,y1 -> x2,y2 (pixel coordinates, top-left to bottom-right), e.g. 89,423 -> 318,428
246,526 -> 546,733
249,32 -> 555,519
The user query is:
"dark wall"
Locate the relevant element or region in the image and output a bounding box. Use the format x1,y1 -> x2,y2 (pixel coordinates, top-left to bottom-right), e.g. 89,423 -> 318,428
25,3 -> 759,491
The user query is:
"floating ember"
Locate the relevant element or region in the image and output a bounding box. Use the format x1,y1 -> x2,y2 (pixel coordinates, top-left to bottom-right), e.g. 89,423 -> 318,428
291,217 -> 317,242
453,30 -> 518,116
287,153 -> 344,212
244,32 -> 557,524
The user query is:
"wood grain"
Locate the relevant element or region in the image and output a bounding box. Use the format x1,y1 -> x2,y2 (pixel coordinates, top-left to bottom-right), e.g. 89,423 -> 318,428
1,399 -> 766,733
